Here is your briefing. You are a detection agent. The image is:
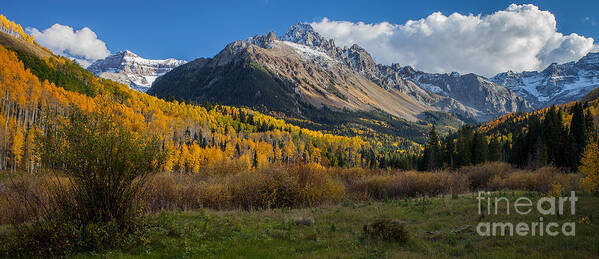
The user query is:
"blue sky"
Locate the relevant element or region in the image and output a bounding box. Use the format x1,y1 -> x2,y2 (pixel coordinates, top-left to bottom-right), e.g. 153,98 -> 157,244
3,0 -> 598,75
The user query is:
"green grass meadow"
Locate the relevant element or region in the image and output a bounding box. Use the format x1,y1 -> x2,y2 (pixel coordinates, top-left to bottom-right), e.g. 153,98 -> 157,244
63,192 -> 598,258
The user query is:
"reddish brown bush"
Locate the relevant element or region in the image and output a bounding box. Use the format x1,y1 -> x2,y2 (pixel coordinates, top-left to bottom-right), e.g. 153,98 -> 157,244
0,175 -> 69,224
348,170 -> 468,200
141,165 -> 345,211
488,166 -> 581,192
459,162 -> 516,190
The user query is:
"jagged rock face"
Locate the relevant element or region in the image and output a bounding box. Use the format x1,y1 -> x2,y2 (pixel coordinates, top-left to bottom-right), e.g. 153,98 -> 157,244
87,50 -> 186,92
152,30 -> 429,121
396,70 -> 530,121
276,23 -> 531,120
151,23 -> 532,122
490,52 -> 599,108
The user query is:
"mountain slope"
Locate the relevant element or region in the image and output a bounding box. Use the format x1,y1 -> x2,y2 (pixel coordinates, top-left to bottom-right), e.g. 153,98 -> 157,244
491,52 -> 599,108
0,30 -> 53,59
88,50 -> 186,92
151,24 -> 529,126
152,32 -> 428,122
277,24 -> 531,121
396,68 -> 530,121
0,21 -> 406,174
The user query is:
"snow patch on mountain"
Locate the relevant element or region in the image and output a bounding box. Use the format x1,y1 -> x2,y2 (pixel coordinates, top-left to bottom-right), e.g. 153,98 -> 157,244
279,41 -> 336,64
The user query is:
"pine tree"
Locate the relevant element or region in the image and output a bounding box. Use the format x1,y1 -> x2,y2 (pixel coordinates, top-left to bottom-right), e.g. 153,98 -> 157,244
570,103 -> 587,167
441,137 -> 455,168
585,110 -> 597,140
455,126 -> 474,167
488,137 -> 501,162
471,133 -> 488,165
423,125 -> 440,171
253,150 -> 258,168
529,137 -> 547,169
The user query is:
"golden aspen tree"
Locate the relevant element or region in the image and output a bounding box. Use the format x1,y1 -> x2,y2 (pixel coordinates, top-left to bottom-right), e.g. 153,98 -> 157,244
11,129 -> 24,171
224,141 -> 235,159
284,139 -> 296,165
179,144 -> 190,173
162,140 -> 176,172
239,153 -> 252,170
580,140 -> 599,194
274,145 -> 282,164
189,142 -> 201,173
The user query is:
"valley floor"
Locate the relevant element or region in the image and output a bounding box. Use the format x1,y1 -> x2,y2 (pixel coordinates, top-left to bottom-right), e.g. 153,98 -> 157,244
68,193 -> 598,258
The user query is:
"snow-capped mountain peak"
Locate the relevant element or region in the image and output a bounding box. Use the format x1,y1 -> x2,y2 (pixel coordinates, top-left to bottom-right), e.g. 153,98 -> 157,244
280,23 -> 324,47
87,50 -> 186,92
490,51 -> 599,107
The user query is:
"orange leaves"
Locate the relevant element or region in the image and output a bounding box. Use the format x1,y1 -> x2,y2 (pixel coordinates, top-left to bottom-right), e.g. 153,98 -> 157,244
10,128 -> 24,165
0,41 -> 378,173
579,140 -> 599,194
0,14 -> 35,43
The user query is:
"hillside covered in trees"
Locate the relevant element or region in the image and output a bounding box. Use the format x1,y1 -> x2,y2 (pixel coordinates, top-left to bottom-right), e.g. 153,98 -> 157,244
420,92 -> 599,171
2,11 -> 598,176
0,17 -> 431,176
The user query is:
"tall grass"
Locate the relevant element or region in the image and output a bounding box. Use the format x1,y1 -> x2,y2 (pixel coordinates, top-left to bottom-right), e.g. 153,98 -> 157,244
0,175 -> 63,224
348,171 -> 469,200
1,162 -> 584,223
142,164 -> 345,211
486,166 -> 581,192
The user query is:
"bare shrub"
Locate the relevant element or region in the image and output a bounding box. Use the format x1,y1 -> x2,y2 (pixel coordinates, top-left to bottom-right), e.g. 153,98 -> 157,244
0,175 -> 69,225
488,166 -> 582,192
141,165 -> 345,211
460,162 -> 516,190
349,170 -> 468,200
3,162 -> 583,227
141,173 -> 204,211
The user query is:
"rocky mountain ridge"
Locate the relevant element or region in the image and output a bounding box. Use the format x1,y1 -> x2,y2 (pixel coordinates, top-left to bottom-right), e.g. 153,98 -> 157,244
149,23 -> 599,126
491,52 -> 599,108
152,28 -> 429,122
248,23 -> 531,121
87,50 -> 186,92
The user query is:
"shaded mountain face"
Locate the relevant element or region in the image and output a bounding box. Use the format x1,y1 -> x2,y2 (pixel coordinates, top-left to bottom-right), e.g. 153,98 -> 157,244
395,69 -> 530,121
490,52 -> 599,108
150,23 -> 530,123
88,50 -> 186,92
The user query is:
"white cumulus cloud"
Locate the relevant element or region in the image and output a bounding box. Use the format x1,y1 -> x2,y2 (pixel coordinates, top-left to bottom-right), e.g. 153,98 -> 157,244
311,4 -> 596,76
27,24 -> 110,67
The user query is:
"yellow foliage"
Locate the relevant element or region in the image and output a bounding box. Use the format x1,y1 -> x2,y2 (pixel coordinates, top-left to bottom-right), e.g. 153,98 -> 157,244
0,40 -> 375,173
548,182 -> 564,197
11,129 -> 24,164
579,141 -> 599,194
0,14 -> 35,43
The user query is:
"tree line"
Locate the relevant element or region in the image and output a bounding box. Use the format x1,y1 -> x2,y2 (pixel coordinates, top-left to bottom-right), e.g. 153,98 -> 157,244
421,102 -> 598,171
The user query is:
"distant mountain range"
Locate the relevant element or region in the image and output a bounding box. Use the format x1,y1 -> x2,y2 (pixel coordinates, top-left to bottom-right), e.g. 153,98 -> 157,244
148,23 -> 531,123
490,52 -> 599,108
88,23 -> 599,125
87,50 -> 185,92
